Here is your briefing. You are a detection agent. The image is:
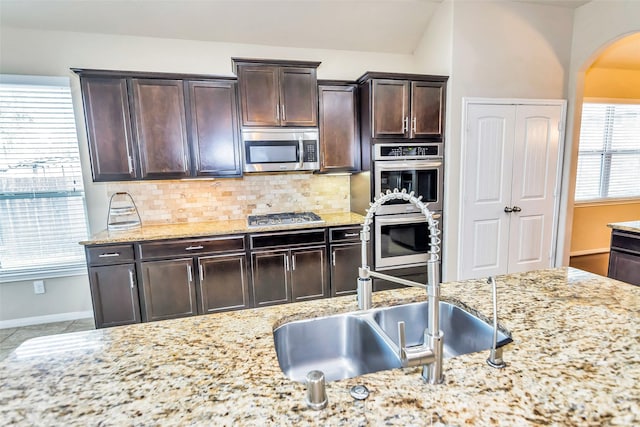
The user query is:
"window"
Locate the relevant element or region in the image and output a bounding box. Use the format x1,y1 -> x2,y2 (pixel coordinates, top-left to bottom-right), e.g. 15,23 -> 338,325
0,75 -> 89,281
575,101 -> 640,202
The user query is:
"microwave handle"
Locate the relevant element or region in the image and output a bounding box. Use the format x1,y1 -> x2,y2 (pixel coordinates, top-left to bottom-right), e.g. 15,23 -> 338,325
298,137 -> 304,168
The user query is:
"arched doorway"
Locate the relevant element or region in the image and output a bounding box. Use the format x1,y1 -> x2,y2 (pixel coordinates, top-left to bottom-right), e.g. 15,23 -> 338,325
566,32 -> 640,275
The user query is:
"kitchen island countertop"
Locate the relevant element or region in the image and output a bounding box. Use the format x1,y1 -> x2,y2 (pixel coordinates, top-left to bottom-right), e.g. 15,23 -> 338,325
80,212 -> 365,245
1,267 -> 639,426
608,220 -> 640,233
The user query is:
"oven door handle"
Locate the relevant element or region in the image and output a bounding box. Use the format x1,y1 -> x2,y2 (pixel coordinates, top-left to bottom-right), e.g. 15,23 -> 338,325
375,160 -> 443,170
376,213 -> 441,225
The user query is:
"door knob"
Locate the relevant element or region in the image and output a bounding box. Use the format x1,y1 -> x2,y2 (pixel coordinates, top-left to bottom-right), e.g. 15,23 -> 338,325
504,206 -> 513,213
512,206 -> 522,213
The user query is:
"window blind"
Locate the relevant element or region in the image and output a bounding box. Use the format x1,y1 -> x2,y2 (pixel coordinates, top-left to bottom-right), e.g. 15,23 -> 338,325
0,76 -> 89,279
575,102 -> 640,201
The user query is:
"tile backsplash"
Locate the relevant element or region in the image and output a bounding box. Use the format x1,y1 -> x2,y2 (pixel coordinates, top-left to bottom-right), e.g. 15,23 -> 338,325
106,174 -> 351,225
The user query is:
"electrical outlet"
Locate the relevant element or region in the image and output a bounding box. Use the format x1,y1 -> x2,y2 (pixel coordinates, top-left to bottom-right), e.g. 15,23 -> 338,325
33,280 -> 45,294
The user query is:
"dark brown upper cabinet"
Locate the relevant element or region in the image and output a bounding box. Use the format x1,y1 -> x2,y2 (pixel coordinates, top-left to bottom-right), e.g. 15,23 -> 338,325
233,58 -> 320,127
186,80 -> 242,177
131,78 -> 191,179
79,77 -> 138,181
318,82 -> 360,172
74,69 -> 243,181
359,72 -> 447,141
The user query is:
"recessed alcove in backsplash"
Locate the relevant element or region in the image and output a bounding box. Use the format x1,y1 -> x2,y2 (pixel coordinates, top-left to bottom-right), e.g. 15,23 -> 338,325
106,174 -> 351,225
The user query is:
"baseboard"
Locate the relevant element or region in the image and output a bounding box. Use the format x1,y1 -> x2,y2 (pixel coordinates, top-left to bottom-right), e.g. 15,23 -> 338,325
0,310 -> 94,329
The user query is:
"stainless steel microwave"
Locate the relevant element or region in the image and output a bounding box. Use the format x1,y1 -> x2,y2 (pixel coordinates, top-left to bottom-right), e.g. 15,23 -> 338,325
242,128 -> 319,173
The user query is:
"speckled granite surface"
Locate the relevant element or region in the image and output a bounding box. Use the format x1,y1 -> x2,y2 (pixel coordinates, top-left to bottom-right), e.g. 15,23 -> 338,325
608,220 -> 640,233
1,268 -> 639,426
80,212 -> 365,245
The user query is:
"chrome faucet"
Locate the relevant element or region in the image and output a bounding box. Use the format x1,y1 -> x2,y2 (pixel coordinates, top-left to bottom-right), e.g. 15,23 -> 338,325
358,188 -> 443,383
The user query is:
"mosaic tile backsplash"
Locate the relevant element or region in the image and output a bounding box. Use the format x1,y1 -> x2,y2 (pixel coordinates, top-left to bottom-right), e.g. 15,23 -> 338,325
106,174 -> 352,225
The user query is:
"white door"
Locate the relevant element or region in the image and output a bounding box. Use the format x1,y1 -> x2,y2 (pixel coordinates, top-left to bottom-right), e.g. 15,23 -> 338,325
508,105 -> 562,273
460,101 -> 563,280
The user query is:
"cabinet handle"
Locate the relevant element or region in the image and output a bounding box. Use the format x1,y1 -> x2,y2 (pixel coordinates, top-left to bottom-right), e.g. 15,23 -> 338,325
292,254 -> 296,271
344,233 -> 359,238
128,269 -> 135,289
98,252 -> 120,258
285,256 -> 289,271
403,117 -> 409,133
185,245 -> 204,251
187,265 -> 193,283
504,206 -> 513,213
512,206 -> 522,213
128,156 -> 134,173
276,104 -> 280,121
332,250 -> 336,267
199,264 -> 204,282
412,117 -> 417,133
281,104 -> 286,121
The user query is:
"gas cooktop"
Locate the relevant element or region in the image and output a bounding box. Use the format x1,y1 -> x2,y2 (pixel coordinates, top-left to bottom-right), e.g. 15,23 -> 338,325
247,212 -> 325,228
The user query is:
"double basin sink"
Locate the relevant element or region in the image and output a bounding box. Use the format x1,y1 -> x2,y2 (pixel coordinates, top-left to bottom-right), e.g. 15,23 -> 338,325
273,301 -> 512,382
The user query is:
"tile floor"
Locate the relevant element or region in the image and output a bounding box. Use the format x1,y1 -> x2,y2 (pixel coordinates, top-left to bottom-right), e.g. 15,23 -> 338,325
0,318 -> 95,360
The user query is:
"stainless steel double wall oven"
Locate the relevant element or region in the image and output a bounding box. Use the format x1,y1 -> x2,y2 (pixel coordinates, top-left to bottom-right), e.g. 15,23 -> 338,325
371,143 -> 443,271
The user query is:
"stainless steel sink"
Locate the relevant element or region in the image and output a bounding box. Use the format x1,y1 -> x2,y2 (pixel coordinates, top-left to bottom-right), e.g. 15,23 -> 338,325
273,301 -> 512,383
372,301 -> 512,358
273,314 -> 400,382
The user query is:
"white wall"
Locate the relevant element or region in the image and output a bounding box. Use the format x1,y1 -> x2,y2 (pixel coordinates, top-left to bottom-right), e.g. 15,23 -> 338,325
0,27 -> 418,324
558,0 -> 640,265
443,0 -> 574,280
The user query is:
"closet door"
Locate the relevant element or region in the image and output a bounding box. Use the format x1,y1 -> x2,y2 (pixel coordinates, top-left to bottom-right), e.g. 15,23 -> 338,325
507,105 -> 562,273
460,101 -> 564,280
460,104 -> 515,279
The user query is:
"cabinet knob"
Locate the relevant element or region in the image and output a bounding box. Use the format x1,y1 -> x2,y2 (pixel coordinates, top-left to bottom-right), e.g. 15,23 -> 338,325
512,206 -> 522,213
504,206 -> 513,213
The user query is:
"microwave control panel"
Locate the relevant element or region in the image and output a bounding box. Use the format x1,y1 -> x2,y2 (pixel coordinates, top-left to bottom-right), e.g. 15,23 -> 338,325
303,140 -> 318,162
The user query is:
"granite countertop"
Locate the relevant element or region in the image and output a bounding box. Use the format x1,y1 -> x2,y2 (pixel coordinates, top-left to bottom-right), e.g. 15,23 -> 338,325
608,220 -> 640,234
81,212 -> 365,245
1,267 -> 639,426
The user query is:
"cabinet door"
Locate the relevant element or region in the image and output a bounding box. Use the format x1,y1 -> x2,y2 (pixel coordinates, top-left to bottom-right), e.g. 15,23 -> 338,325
279,67 -> 318,127
608,250 -> 640,286
410,81 -> 445,140
88,264 -> 140,328
131,79 -> 190,178
237,65 -> 280,126
140,258 -> 197,322
290,246 -> 327,302
251,250 -> 290,307
80,77 -> 137,181
187,80 -> 242,177
319,84 -> 360,172
197,254 -> 250,314
330,243 -> 361,297
371,79 -> 409,138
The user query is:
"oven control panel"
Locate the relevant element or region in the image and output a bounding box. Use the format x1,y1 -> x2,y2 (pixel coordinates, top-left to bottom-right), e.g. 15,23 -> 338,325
375,143 -> 442,160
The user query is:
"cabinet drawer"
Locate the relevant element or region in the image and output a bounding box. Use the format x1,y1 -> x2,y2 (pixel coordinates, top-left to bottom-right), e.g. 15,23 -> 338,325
250,229 -> 326,250
611,231 -> 640,255
330,226 -> 361,242
86,244 -> 135,266
138,236 -> 245,260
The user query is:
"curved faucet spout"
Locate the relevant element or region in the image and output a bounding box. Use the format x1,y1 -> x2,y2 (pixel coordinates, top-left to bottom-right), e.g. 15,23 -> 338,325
357,188 -> 444,384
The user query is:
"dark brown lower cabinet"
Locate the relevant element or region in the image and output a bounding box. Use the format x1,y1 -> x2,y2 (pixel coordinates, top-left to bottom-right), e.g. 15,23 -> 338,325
608,250 -> 640,286
139,258 -> 198,322
197,253 -> 250,314
330,242 -> 361,296
251,246 -> 327,307
88,264 -> 141,328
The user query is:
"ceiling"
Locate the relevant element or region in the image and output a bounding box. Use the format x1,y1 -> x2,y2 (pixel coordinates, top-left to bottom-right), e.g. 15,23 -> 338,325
0,0 -> 590,55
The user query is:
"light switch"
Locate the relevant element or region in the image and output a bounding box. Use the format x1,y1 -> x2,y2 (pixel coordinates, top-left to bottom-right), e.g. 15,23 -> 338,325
33,280 -> 45,294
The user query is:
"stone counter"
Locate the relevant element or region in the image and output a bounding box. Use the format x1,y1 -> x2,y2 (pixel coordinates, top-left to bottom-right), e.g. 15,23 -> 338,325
80,212 -> 365,245
608,220 -> 640,234
1,268 -> 639,426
